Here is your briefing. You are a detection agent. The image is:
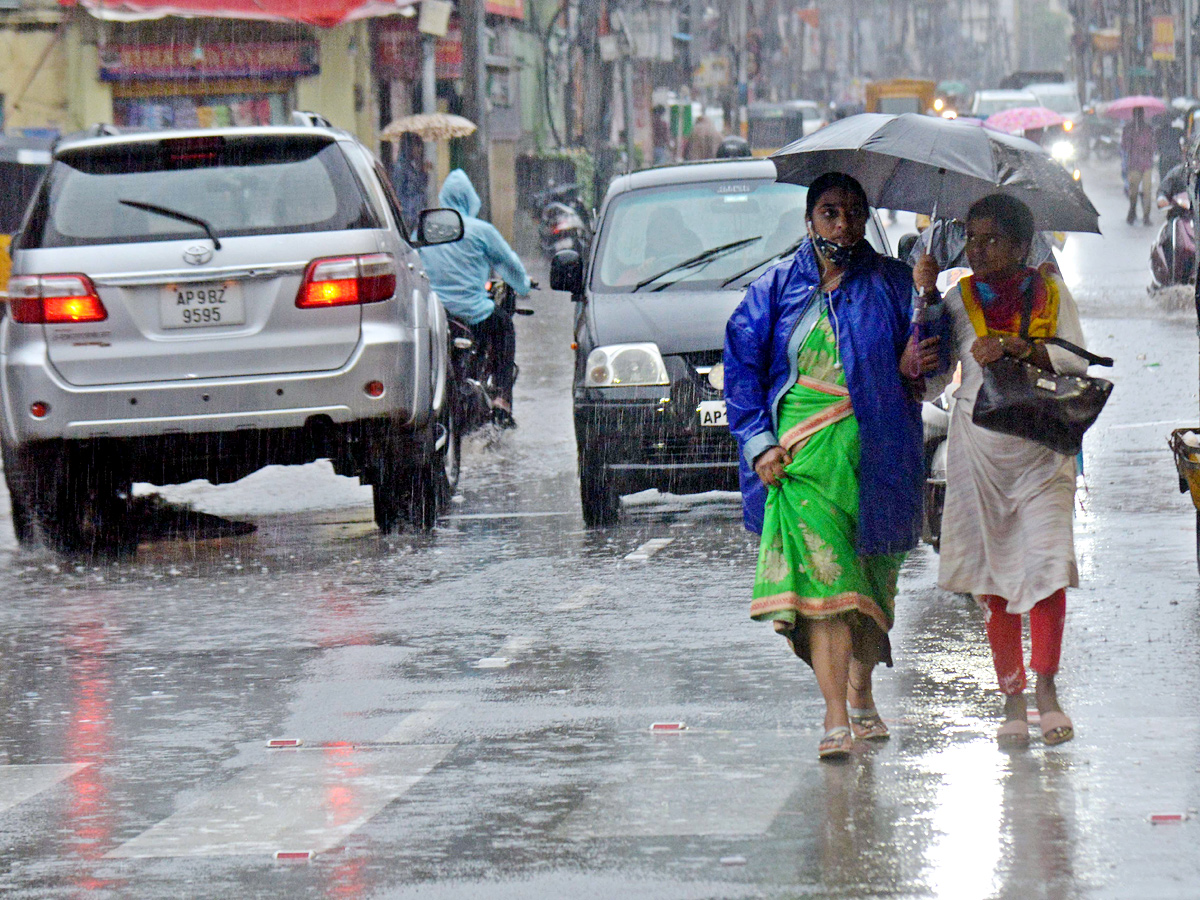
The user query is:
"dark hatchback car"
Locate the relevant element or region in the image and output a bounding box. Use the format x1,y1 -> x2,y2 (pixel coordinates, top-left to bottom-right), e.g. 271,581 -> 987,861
551,159 -> 890,526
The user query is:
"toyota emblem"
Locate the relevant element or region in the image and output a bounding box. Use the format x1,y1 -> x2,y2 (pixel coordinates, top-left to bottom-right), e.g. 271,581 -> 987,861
183,246 -> 213,265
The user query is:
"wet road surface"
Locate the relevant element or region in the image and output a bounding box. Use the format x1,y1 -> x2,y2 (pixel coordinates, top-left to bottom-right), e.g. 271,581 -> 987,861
1,159 -> 1199,898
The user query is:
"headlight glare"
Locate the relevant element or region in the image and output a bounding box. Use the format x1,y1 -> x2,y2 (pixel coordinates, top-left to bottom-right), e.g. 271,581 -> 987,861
584,343 -> 670,387
1051,140 -> 1075,161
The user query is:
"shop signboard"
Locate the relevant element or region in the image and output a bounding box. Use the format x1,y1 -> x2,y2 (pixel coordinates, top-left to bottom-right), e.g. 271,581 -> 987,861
99,42 -> 319,81
1152,16 -> 1176,62
374,17 -> 463,80
485,0 -> 524,17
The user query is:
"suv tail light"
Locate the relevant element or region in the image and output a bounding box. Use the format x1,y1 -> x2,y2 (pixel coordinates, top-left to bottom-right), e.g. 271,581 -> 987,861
296,253 -> 397,309
6,274 -> 107,324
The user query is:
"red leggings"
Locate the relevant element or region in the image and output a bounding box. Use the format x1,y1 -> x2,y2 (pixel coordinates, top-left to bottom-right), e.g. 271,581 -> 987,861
984,589 -> 1066,695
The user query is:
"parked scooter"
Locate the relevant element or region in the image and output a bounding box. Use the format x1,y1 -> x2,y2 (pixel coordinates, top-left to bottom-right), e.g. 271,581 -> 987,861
1149,190 -> 1197,288
444,280 -> 535,491
533,183 -> 591,260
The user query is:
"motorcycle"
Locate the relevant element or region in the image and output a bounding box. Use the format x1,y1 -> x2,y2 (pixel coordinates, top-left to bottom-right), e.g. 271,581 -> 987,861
1149,191 -> 1197,288
1082,105 -> 1120,160
533,182 -> 591,260
444,279 -> 535,492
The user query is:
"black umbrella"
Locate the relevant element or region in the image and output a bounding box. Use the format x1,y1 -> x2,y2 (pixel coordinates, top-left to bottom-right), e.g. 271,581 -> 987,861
771,113 -> 1100,233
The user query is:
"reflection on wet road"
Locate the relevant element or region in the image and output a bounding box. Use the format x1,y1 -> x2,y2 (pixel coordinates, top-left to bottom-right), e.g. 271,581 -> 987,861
0,159 -> 1199,897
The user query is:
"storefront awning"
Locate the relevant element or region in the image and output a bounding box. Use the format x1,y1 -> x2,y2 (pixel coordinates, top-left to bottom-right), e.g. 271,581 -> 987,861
61,0 -> 417,27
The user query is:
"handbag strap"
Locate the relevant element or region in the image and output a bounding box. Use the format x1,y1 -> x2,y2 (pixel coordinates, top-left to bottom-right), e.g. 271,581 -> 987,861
1019,276 -> 1114,368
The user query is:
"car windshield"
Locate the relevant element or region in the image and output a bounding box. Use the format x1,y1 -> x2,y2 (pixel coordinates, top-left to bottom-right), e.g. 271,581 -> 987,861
1030,90 -> 1081,114
973,94 -> 1038,116
20,134 -> 377,249
593,180 -> 812,293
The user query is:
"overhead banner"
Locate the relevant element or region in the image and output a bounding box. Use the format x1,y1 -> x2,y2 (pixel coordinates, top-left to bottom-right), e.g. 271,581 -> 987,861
1152,16 -> 1176,61
99,42 -> 319,81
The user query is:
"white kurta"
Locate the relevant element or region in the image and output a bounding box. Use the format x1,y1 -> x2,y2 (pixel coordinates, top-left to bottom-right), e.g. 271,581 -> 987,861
933,273 -> 1087,614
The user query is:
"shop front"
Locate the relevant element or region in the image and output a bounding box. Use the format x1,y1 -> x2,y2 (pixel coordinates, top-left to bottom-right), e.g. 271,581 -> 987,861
99,36 -> 319,128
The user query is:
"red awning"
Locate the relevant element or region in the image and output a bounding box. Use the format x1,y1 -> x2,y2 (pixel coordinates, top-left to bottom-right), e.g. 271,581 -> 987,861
61,0 -> 416,28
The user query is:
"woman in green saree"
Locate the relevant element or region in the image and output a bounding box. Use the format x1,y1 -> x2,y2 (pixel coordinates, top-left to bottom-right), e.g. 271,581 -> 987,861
724,173 -> 940,760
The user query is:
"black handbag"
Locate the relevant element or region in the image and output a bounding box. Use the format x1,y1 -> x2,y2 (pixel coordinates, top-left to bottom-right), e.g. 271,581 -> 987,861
971,290 -> 1114,456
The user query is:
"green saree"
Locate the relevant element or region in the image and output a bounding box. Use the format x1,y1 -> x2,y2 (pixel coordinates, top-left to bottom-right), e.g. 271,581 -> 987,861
748,307 -> 905,666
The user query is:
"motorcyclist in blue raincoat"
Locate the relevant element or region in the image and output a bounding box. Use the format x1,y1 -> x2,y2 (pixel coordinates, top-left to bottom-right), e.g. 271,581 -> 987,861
419,169 -> 532,427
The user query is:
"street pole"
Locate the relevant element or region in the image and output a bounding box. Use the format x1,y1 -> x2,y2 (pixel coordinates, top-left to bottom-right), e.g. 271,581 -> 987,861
1186,0 -> 1194,99
421,35 -> 437,208
460,0 -> 491,220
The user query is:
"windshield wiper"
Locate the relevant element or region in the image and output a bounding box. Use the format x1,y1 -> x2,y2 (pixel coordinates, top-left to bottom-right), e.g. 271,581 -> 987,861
720,238 -> 804,288
632,236 -> 762,292
119,199 -> 222,250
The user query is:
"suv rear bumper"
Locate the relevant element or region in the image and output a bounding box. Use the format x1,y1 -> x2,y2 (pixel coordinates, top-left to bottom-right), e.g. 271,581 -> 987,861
1,324 -> 435,446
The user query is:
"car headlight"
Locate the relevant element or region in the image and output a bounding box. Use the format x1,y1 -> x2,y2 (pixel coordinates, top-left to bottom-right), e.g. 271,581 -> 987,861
1051,140 -> 1075,161
585,343 -> 670,387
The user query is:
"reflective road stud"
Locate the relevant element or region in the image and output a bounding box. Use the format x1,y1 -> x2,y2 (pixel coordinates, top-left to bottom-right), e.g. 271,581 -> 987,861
274,850 -> 314,861
266,739 -> 303,748
1150,813 -> 1189,824
650,722 -> 687,732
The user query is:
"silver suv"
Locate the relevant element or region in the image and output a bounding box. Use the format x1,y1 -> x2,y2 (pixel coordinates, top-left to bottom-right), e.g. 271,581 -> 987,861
0,119 -> 463,554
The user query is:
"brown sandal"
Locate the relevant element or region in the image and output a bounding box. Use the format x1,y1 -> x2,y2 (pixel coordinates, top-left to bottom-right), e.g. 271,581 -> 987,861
818,726 -> 853,760
1039,711 -> 1074,746
996,718 -> 1030,747
849,708 -> 890,741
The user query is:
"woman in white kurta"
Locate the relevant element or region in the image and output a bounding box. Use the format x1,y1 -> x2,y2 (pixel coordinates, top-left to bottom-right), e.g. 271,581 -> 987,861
915,195 -> 1087,747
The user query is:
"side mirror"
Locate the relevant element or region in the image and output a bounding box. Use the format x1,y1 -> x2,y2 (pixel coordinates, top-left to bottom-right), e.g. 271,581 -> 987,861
414,208 -> 464,247
550,248 -> 583,295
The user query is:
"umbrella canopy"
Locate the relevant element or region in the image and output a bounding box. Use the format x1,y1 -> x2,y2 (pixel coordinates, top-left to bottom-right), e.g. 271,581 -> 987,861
770,112 -> 1100,233
1103,95 -> 1168,120
380,113 -> 477,142
984,106 -> 1065,134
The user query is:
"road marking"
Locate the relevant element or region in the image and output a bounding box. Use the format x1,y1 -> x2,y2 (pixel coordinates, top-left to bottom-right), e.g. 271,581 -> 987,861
624,537 -> 675,561
558,731 -> 800,839
499,635 -> 535,655
106,744 -> 453,859
378,700 -> 459,744
0,763 -> 89,815
554,584 -> 606,611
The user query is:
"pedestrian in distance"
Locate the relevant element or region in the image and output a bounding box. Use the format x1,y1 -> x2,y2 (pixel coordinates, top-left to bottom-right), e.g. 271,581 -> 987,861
391,132 -> 429,230
682,115 -> 723,160
652,104 -> 674,165
914,194 -> 1087,748
1123,106 -> 1156,225
418,169 -> 531,428
724,172 -> 942,761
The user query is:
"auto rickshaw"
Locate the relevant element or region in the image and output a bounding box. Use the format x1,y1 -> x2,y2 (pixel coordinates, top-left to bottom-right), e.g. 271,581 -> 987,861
746,100 -> 824,156
0,135 -> 53,288
865,78 -> 937,115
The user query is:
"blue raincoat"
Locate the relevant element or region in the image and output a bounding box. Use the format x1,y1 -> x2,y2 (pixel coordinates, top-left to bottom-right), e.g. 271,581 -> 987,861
723,239 -> 929,554
418,169 -> 531,325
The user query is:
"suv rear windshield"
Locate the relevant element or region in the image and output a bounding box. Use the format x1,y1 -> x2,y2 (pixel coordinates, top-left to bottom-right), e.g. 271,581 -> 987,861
20,134 -> 378,249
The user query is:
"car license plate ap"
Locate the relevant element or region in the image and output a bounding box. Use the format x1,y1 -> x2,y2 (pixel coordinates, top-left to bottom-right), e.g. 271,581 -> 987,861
698,399 -> 727,427
161,282 -> 245,329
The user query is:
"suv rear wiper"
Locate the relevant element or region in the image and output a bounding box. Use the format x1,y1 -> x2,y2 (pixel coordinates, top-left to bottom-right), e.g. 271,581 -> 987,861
632,236 -> 761,292
119,199 -> 222,250
720,239 -> 804,288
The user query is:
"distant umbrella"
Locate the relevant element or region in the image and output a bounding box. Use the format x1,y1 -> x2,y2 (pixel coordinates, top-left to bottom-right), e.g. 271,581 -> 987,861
380,113 -> 477,142
1103,95 -> 1168,120
771,112 -> 1100,233
984,106 -> 1066,134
